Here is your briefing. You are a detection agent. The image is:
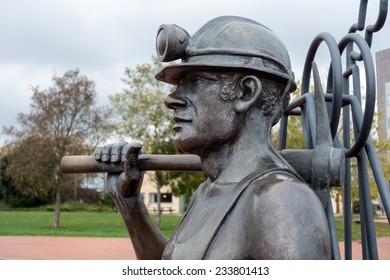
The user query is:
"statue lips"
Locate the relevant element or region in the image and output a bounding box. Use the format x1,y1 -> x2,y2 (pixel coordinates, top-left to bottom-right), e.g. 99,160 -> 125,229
173,116 -> 192,132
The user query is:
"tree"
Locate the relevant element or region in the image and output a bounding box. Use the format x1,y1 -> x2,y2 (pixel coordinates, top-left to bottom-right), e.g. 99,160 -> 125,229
0,145 -> 53,208
376,139 -> 390,214
109,58 -> 173,148
109,57 -> 205,225
377,140 -> 390,184
272,82 -> 306,150
2,69 -> 107,228
169,171 -> 206,210
371,114 -> 390,212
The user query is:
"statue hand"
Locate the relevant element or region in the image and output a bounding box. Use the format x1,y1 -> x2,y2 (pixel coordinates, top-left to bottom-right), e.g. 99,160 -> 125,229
94,142 -> 144,199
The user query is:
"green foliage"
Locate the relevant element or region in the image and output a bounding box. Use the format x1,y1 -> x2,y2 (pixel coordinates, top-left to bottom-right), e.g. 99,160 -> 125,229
339,110 -> 387,208
2,69 -> 109,227
41,202 -> 113,212
5,136 -> 58,200
169,172 -> 206,208
285,84 -> 308,149
272,82 -> 306,150
109,57 -> 173,152
100,193 -> 115,208
0,154 -> 51,207
286,115 -> 307,149
373,138 -> 390,189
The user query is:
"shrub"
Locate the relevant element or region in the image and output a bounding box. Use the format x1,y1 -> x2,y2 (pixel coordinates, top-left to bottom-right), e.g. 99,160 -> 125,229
41,201 -> 114,212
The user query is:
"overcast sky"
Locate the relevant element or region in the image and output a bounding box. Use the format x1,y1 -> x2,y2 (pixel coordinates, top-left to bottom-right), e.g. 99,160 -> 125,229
1,0 -> 389,144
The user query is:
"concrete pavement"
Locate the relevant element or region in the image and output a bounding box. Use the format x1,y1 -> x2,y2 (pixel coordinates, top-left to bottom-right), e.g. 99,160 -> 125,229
1,235 -> 390,260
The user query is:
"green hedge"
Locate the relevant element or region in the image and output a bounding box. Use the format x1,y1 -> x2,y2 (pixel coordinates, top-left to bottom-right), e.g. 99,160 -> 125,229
41,202 -> 114,212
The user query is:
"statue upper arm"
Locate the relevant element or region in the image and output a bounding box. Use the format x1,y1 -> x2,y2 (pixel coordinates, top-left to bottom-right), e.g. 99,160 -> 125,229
247,178 -> 331,260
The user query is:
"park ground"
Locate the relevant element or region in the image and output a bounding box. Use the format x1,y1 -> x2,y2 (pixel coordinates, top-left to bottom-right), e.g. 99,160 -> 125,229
0,211 -> 389,260
1,235 -> 390,260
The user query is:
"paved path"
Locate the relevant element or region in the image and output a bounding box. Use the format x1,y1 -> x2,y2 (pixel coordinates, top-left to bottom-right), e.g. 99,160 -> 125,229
0,236 -> 136,260
339,237 -> 390,260
1,235 -> 390,260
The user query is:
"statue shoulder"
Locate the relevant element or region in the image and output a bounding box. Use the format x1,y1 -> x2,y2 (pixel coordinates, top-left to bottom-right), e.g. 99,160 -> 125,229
248,170 -> 318,208
245,171 -> 331,259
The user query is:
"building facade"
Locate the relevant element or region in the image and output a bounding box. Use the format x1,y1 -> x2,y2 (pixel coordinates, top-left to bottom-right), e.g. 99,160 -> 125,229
141,172 -> 183,215
376,48 -> 390,141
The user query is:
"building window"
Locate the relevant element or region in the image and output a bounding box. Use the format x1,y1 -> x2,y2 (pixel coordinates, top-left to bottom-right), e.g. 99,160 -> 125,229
387,95 -> 390,106
386,82 -> 390,95
149,193 -> 172,203
388,117 -> 390,129
161,193 -> 172,203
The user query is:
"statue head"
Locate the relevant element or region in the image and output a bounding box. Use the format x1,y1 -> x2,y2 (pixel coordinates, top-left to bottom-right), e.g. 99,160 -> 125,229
155,16 -> 296,92
156,16 -> 296,154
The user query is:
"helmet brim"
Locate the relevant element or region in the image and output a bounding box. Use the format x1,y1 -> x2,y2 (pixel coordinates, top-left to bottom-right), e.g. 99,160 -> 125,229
156,63 -> 297,93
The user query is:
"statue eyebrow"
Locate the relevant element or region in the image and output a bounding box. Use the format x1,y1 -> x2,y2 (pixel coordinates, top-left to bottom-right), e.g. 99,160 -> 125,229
186,72 -> 219,81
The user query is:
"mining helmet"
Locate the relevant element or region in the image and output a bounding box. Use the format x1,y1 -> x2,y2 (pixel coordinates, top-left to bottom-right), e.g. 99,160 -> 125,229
155,16 -> 297,93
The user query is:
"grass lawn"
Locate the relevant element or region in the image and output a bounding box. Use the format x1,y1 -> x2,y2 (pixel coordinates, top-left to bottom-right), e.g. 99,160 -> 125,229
334,215 -> 390,242
0,211 -> 182,238
0,210 -> 388,241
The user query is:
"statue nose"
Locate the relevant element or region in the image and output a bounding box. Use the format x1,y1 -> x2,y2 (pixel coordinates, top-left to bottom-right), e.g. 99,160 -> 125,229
164,92 -> 187,109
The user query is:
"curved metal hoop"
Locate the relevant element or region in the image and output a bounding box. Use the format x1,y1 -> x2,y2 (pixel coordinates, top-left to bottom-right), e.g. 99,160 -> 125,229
282,0 -> 390,260
349,0 -> 388,60
301,32 -> 343,140
338,33 -> 376,158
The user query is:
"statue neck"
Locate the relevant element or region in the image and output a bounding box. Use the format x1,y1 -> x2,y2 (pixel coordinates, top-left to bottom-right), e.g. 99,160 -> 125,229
199,117 -> 285,183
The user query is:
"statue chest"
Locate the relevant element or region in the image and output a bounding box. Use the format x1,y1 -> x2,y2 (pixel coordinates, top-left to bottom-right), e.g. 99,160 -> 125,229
162,180 -> 251,259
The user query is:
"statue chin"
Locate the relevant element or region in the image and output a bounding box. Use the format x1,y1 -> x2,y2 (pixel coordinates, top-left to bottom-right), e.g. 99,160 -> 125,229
172,135 -> 208,156
172,137 -> 195,155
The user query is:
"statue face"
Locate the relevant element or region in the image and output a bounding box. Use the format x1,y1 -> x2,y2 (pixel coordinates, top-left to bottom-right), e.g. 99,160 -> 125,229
165,71 -> 239,155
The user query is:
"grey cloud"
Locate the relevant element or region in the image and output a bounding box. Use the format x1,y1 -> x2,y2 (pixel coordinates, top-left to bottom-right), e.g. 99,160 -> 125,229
1,0 -> 389,145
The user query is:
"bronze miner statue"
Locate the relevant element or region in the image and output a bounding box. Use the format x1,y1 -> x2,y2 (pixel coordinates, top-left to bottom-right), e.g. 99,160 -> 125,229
93,16 -> 331,260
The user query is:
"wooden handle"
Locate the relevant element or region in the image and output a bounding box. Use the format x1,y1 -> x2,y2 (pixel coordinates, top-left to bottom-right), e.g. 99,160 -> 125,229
60,149 -> 344,187
60,154 -> 202,174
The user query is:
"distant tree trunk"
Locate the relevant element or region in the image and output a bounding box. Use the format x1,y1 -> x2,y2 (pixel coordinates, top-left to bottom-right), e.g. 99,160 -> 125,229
336,192 -> 340,214
74,175 -> 78,201
156,180 -> 161,228
52,186 -> 61,228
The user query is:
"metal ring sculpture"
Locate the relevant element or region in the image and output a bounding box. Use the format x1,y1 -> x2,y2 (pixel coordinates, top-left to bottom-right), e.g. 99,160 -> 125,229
280,0 -> 389,260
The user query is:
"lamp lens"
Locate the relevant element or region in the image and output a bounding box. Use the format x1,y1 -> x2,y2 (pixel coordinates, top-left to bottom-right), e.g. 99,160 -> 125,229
156,28 -> 167,58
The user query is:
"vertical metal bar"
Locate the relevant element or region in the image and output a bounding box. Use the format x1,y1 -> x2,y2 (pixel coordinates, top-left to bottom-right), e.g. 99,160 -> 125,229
278,113 -> 288,151
350,86 -> 371,260
326,197 -> 341,259
357,151 -> 379,259
365,139 -> 390,222
343,155 -> 353,259
342,52 -> 353,259
358,174 -> 369,260
304,94 -> 316,149
351,65 -> 361,103
333,113 -> 352,260
300,106 -> 312,149
348,72 -> 379,259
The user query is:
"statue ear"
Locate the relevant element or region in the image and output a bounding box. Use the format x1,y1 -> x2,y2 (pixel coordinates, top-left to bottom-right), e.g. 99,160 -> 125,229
234,75 -> 262,113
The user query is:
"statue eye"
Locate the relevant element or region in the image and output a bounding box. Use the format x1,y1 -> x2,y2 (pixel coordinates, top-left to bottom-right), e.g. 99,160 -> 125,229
192,77 -> 208,87
192,78 -> 199,86
178,78 -> 185,86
